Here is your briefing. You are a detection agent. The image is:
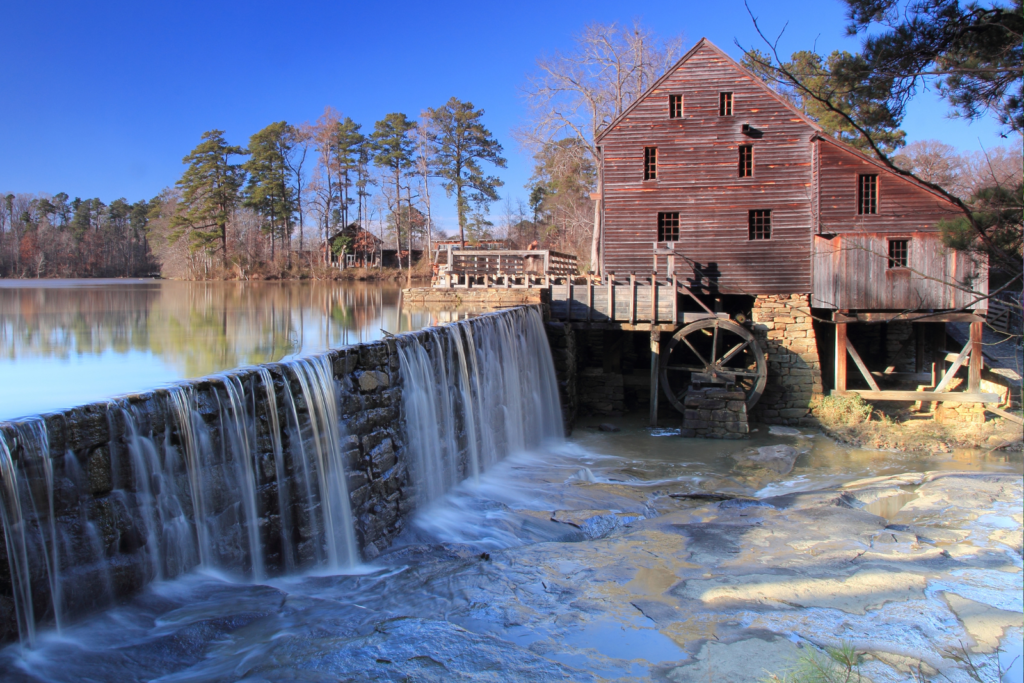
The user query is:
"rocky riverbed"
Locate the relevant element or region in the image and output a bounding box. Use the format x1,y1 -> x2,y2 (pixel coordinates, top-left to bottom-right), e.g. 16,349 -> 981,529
1,420 -> 1020,682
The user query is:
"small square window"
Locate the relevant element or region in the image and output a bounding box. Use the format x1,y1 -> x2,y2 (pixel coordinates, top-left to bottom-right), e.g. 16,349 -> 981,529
669,94 -> 683,118
748,209 -> 771,240
658,212 -> 679,241
739,145 -> 753,178
719,92 -> 733,116
644,147 -> 657,181
888,239 -> 908,268
858,174 -> 878,215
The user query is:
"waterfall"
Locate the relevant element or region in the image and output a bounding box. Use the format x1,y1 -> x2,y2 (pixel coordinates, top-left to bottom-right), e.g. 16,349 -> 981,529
398,307 -> 563,506
0,354 -> 360,644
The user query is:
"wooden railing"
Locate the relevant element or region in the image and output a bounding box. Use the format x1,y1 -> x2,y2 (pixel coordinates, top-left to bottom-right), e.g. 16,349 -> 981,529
438,249 -> 579,286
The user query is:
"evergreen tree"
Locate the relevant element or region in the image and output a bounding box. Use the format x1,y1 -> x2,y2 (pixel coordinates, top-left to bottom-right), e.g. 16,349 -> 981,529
171,130 -> 246,266
426,98 -> 506,247
334,117 -> 366,228
370,113 -> 417,264
243,122 -> 296,260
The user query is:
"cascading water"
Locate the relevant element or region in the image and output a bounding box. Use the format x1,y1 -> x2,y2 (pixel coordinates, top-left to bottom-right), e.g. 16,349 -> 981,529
0,353 -> 360,644
397,307 -> 563,506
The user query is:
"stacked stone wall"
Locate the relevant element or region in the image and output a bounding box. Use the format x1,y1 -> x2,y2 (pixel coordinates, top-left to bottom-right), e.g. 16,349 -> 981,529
0,309 -> 550,641
681,387 -> 749,439
545,321 -> 579,434
750,294 -> 823,425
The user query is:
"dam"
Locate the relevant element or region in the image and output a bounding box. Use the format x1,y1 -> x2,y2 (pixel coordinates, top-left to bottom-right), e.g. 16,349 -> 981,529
0,295 -> 1020,682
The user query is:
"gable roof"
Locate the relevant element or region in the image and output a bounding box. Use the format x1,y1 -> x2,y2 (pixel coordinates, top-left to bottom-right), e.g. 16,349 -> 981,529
814,133 -> 961,207
596,37 -> 821,142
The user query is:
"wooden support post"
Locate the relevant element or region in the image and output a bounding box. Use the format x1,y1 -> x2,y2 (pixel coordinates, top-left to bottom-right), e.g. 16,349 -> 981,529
846,338 -> 881,391
835,319 -> 848,392
629,274 -> 637,325
568,282 -> 574,321
651,274 -> 658,323
586,280 -> 592,322
607,273 -> 614,321
968,320 -> 983,392
671,274 -> 679,326
650,329 -> 661,427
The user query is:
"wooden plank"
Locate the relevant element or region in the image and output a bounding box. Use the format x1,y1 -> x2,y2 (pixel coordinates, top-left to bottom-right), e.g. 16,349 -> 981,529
671,275 -> 679,325
651,276 -> 658,323
968,320 -> 982,392
985,405 -> 1024,425
629,274 -> 636,325
607,275 -> 614,321
650,329 -> 661,427
835,390 -> 1001,403
837,312 -> 985,324
835,321 -> 848,392
845,338 -> 880,392
849,386 -> 993,405
933,339 -> 972,394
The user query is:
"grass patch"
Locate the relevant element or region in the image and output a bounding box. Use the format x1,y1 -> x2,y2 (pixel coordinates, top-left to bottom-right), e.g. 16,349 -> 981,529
762,642 -> 865,683
811,395 -> 1022,453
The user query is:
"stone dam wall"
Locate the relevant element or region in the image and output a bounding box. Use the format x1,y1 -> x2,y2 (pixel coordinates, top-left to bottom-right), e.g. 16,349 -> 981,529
0,306 -> 557,643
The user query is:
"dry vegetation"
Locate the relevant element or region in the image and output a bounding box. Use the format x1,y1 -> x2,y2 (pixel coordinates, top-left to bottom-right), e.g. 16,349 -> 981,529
811,394 -> 1022,454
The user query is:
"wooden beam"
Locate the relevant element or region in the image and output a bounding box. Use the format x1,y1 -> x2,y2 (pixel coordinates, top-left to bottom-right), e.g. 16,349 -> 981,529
835,390 -> 1001,403
586,280 -> 592,322
671,275 -> 679,325
651,275 -> 658,323
650,329 -> 661,427
607,273 -> 614,321
871,372 -> 933,383
629,274 -> 636,325
968,320 -> 983,392
985,405 -> 1024,425
836,312 -> 984,324
835,321 -> 848,392
934,339 -> 972,394
679,283 -> 714,314
845,338 -> 880,391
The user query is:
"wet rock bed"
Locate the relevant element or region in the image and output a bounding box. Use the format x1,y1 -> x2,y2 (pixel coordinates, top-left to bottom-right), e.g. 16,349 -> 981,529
1,422 -> 1021,683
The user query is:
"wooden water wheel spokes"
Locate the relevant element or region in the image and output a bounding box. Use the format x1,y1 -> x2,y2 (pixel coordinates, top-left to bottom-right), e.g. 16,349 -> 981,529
659,318 -> 767,413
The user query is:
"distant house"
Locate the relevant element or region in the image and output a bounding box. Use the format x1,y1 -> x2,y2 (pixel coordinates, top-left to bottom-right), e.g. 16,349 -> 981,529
326,224 -> 384,267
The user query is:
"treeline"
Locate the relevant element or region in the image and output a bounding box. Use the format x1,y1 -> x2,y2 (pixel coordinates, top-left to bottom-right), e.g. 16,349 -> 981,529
158,98 -> 508,280
0,193 -> 159,278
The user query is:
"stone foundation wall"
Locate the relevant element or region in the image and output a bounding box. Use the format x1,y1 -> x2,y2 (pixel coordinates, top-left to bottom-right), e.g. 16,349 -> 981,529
681,387 -> 749,439
750,294 -> 823,425
545,321 -> 579,434
0,310 -> 548,641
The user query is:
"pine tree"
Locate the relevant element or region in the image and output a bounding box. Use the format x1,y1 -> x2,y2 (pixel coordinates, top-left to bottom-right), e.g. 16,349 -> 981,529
243,122 -> 297,261
171,130 -> 246,267
426,98 -> 506,247
370,113 -> 417,268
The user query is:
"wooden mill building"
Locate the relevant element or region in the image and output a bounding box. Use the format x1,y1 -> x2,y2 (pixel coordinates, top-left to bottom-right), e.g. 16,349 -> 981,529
590,38 -> 994,424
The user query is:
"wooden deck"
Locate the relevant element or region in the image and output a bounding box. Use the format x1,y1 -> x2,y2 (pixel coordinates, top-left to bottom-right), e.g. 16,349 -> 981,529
547,277 -> 723,326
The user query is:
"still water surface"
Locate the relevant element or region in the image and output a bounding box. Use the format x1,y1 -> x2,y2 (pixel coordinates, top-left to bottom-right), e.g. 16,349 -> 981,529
0,279 -> 454,421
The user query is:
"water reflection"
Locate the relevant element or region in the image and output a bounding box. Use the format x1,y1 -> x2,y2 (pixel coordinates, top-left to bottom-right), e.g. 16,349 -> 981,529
0,279 -> 459,420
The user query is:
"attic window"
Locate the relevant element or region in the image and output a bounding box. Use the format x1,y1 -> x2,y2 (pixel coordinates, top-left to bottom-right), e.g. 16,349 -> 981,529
669,94 -> 683,118
858,174 -> 878,214
644,147 -> 658,180
739,145 -> 753,178
887,239 -> 908,268
658,212 -> 679,241
748,209 -> 771,240
719,92 -> 733,116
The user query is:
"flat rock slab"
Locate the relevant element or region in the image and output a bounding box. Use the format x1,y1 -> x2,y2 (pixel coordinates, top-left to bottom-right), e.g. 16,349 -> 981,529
731,444 -> 799,475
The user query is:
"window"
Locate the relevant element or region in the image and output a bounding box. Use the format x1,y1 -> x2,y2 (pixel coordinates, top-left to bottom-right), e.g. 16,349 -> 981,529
719,92 -> 733,116
669,94 -> 683,118
858,174 -> 878,214
887,239 -> 908,268
738,145 -> 753,178
644,147 -> 657,180
748,209 -> 771,240
658,212 -> 680,241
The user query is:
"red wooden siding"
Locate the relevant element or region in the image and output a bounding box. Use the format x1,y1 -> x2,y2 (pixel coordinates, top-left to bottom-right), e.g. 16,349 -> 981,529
816,138 -> 962,234
812,233 -> 987,310
599,40 -> 817,295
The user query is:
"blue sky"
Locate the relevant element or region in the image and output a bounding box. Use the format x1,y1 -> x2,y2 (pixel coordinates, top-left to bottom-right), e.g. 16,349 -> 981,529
0,0 -> 1008,233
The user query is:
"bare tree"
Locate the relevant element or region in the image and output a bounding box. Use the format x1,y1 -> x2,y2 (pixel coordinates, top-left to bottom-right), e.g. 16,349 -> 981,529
519,20 -> 683,273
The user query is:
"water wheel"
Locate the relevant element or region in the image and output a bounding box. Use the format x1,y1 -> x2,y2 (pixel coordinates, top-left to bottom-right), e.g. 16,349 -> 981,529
659,318 -> 767,413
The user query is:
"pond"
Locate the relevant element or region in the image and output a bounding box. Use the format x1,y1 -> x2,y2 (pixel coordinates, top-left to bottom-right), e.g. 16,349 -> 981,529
0,279 -> 458,421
